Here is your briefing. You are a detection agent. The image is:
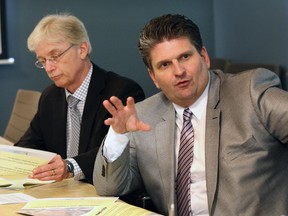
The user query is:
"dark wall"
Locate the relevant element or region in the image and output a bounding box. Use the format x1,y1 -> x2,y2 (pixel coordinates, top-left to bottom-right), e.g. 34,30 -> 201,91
214,0 -> 288,69
0,0 -> 214,134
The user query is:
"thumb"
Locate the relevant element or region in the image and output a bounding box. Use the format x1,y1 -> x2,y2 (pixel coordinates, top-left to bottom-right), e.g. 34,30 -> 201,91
137,121 -> 151,131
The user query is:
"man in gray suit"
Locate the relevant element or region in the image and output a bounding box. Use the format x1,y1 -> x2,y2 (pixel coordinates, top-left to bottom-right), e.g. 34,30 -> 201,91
93,14 -> 288,216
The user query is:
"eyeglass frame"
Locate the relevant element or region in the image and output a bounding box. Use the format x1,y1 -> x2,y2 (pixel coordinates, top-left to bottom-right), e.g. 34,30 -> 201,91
35,44 -> 75,69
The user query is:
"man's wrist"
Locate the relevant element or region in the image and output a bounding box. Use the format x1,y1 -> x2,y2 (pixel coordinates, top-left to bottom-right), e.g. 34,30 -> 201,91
64,159 -> 74,178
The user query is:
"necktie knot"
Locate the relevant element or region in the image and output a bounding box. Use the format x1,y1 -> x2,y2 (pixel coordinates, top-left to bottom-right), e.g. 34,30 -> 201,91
183,108 -> 192,122
67,95 -> 80,108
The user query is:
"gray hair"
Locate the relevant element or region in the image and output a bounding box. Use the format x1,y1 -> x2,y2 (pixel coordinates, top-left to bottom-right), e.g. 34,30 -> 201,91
27,13 -> 92,54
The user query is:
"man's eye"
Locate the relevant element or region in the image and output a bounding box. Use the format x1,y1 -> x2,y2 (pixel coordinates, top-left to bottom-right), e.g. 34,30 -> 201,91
161,62 -> 169,68
50,56 -> 58,61
38,59 -> 46,64
182,54 -> 189,59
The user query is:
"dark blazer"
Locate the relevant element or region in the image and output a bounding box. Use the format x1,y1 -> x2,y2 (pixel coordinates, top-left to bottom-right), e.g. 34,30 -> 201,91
94,68 -> 288,215
15,63 -> 145,183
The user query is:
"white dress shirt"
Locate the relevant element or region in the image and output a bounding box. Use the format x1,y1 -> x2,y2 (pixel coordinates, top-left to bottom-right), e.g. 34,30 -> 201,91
173,81 -> 209,215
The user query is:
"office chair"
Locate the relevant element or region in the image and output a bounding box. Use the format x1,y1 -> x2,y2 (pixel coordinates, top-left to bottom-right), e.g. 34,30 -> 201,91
120,190 -> 157,213
1,89 -> 41,144
224,62 -> 282,76
224,62 -> 287,90
210,58 -> 231,71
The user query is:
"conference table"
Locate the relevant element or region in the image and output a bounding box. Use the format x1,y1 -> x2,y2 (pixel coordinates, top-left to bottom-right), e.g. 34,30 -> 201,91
0,179 -> 98,216
0,143 -> 159,215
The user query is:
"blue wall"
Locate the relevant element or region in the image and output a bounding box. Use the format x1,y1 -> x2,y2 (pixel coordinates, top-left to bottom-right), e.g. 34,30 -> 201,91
214,0 -> 288,69
0,0 -> 214,134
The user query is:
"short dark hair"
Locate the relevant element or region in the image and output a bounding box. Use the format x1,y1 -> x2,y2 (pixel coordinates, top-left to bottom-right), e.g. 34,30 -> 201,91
138,14 -> 203,70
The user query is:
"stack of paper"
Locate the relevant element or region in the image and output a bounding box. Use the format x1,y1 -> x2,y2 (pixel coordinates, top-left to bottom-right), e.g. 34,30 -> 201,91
0,144 -> 56,189
17,197 -> 163,216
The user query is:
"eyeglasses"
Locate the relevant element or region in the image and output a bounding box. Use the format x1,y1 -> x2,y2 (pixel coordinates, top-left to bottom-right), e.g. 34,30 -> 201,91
35,44 -> 74,69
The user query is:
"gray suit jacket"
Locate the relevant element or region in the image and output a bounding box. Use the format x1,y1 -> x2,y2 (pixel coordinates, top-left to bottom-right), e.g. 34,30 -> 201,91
94,68 -> 288,216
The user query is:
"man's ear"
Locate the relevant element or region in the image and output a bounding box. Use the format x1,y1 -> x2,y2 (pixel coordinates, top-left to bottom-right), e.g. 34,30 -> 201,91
79,41 -> 89,59
201,46 -> 210,69
148,68 -> 160,89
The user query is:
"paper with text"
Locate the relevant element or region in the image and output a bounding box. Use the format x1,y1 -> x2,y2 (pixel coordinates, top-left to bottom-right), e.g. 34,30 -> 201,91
85,202 -> 163,216
21,197 -> 118,208
18,197 -> 163,216
0,144 -> 56,188
18,197 -> 118,215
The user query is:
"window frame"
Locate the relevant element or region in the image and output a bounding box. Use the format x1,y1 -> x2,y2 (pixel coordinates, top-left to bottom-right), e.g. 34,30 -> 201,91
0,0 -> 8,59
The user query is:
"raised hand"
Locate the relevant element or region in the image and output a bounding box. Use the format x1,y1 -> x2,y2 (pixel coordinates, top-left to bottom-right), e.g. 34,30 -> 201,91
103,96 -> 150,134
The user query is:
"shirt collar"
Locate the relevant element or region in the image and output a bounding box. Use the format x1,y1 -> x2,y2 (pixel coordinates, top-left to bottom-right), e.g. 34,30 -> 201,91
65,64 -> 93,102
173,73 -> 210,121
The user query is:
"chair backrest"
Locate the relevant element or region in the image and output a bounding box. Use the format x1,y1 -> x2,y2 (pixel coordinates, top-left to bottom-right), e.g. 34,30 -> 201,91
223,62 -> 287,89
210,58 -> 231,71
3,89 -> 41,143
224,62 -> 283,77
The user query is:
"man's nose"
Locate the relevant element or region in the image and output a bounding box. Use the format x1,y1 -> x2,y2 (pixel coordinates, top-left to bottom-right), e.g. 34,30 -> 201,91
44,60 -> 56,72
172,60 -> 185,76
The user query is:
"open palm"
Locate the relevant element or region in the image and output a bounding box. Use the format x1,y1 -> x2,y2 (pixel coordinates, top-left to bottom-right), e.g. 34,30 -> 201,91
103,96 -> 150,134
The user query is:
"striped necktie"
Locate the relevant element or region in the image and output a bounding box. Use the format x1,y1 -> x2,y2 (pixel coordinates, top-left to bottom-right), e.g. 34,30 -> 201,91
67,95 -> 81,157
176,108 -> 194,216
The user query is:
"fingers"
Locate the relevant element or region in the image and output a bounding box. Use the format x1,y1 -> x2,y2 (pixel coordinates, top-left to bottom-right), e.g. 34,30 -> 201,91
110,96 -> 125,110
126,96 -> 135,108
103,99 -> 117,116
104,117 -> 114,126
30,155 -> 66,181
103,96 -> 136,127
103,96 -> 151,133
138,121 -> 151,131
104,96 -> 135,112
103,96 -> 126,115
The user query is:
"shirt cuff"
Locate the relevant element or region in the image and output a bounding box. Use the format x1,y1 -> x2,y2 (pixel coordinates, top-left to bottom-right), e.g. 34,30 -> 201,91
103,126 -> 129,162
66,158 -> 85,180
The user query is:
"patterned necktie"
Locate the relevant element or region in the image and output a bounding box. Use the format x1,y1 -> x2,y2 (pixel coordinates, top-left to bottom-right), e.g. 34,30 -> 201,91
176,108 -> 194,216
67,95 -> 81,157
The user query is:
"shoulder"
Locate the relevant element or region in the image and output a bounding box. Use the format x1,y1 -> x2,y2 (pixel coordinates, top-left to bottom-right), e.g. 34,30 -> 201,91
136,92 -> 172,117
41,84 -> 63,95
106,71 -> 140,86
212,68 -> 281,90
39,84 -> 65,105
92,63 -> 139,86
91,63 -> 145,102
134,93 -> 175,127
248,68 -> 281,89
92,63 -> 143,89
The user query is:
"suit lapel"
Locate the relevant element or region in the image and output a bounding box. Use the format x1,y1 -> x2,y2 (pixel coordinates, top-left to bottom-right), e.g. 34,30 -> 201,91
205,71 -> 221,213
155,102 -> 176,210
79,64 -> 105,153
51,88 -> 67,156
153,73 -> 222,212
